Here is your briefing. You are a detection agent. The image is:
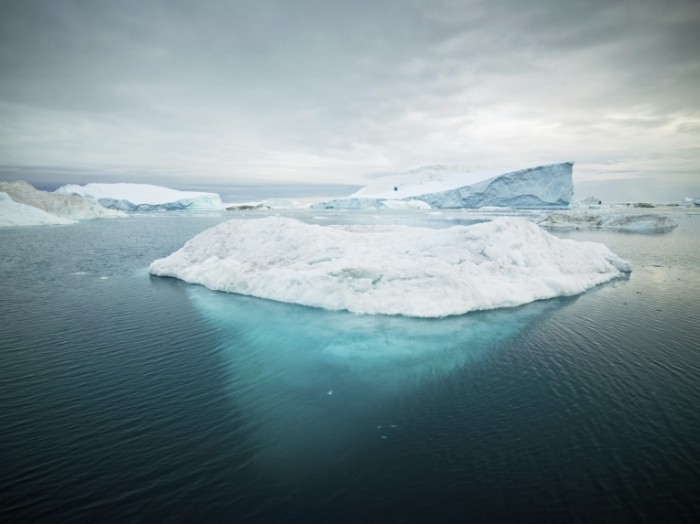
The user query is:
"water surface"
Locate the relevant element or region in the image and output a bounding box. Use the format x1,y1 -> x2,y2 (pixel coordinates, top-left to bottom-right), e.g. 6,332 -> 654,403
1,209 -> 699,522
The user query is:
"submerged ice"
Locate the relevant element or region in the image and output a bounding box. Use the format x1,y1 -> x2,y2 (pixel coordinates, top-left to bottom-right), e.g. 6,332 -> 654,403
150,216 -> 631,317
185,284 -> 570,478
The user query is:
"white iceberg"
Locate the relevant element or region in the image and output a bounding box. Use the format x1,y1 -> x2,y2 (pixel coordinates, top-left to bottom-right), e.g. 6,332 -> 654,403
149,216 -> 630,317
540,212 -> 677,232
312,162 -> 574,209
55,182 -> 223,211
0,180 -> 125,220
0,191 -> 76,227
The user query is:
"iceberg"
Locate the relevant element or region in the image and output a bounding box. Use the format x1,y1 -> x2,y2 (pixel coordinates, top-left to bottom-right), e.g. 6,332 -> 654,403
540,212 -> 677,233
312,162 -> 574,209
55,182 -> 223,211
149,216 -> 630,317
0,180 -> 125,220
0,191 -> 76,227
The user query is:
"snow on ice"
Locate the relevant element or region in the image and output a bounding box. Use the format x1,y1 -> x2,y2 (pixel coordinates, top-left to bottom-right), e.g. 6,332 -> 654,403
150,216 -> 630,317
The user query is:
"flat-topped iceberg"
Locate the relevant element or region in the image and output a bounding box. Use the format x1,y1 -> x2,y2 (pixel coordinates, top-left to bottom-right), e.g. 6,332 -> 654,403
1,180 -> 125,221
149,216 -> 630,317
56,182 -> 223,211
312,163 -> 574,210
0,191 -> 77,226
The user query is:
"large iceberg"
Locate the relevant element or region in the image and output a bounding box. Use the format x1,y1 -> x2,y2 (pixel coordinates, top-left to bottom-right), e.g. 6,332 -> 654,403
0,181 -> 125,220
312,163 -> 574,209
0,191 -> 76,227
149,216 -> 630,317
55,182 -> 223,211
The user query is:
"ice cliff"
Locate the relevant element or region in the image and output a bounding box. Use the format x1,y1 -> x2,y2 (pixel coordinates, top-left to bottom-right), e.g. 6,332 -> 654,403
312,163 -> 574,209
56,183 -> 223,211
149,216 -> 630,318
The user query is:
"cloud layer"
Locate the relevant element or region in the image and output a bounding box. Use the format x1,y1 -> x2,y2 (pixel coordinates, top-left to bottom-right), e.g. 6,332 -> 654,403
1,0 -> 698,199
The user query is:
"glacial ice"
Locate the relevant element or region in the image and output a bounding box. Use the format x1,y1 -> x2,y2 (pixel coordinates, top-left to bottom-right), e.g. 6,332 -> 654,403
0,191 -> 77,227
55,182 -> 223,211
185,284 -> 567,477
1,181 -> 125,221
312,163 -> 574,209
149,216 -> 630,317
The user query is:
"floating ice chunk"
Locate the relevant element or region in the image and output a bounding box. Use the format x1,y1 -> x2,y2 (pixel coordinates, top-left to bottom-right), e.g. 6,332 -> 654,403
150,216 -> 630,317
540,212 -> 677,233
225,199 -> 307,210
380,199 -> 431,210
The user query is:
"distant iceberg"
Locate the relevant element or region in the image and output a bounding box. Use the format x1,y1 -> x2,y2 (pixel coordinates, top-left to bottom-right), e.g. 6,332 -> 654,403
1,180 -> 125,221
540,212 -> 677,233
0,191 -> 77,227
55,182 -> 223,211
149,216 -> 630,317
225,198 -> 307,211
312,163 -> 574,210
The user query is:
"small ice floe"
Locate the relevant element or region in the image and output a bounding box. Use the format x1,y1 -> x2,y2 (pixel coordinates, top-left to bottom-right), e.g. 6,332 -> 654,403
99,276 -> 109,280
380,435 -> 388,439
71,271 -> 88,276
377,424 -> 399,433
539,211 -> 677,233
327,390 -> 334,395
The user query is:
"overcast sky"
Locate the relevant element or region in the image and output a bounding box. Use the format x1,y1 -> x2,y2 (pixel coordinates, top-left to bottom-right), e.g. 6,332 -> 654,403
1,0 -> 698,200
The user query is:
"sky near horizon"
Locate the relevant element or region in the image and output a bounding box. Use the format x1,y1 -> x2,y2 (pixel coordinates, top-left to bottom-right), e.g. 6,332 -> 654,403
0,0 -> 699,200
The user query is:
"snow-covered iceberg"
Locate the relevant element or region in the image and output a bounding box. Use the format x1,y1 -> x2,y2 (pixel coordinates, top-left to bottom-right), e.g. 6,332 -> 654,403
55,183 -> 223,211
149,216 -> 630,317
0,191 -> 77,227
540,212 -> 677,233
1,180 -> 125,220
312,163 -> 574,210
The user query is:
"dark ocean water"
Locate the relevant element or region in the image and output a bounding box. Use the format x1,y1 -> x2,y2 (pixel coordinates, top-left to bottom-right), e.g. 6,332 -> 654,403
1,209 -> 700,523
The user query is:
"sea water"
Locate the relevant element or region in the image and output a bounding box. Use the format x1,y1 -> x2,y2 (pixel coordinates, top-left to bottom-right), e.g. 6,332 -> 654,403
1,209 -> 699,522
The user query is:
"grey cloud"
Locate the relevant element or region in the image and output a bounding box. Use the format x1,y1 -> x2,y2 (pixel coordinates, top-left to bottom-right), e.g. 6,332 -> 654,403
0,0 -> 698,199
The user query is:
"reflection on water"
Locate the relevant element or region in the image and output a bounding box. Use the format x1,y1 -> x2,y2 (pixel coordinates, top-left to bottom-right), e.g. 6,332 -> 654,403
188,286 -> 575,479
